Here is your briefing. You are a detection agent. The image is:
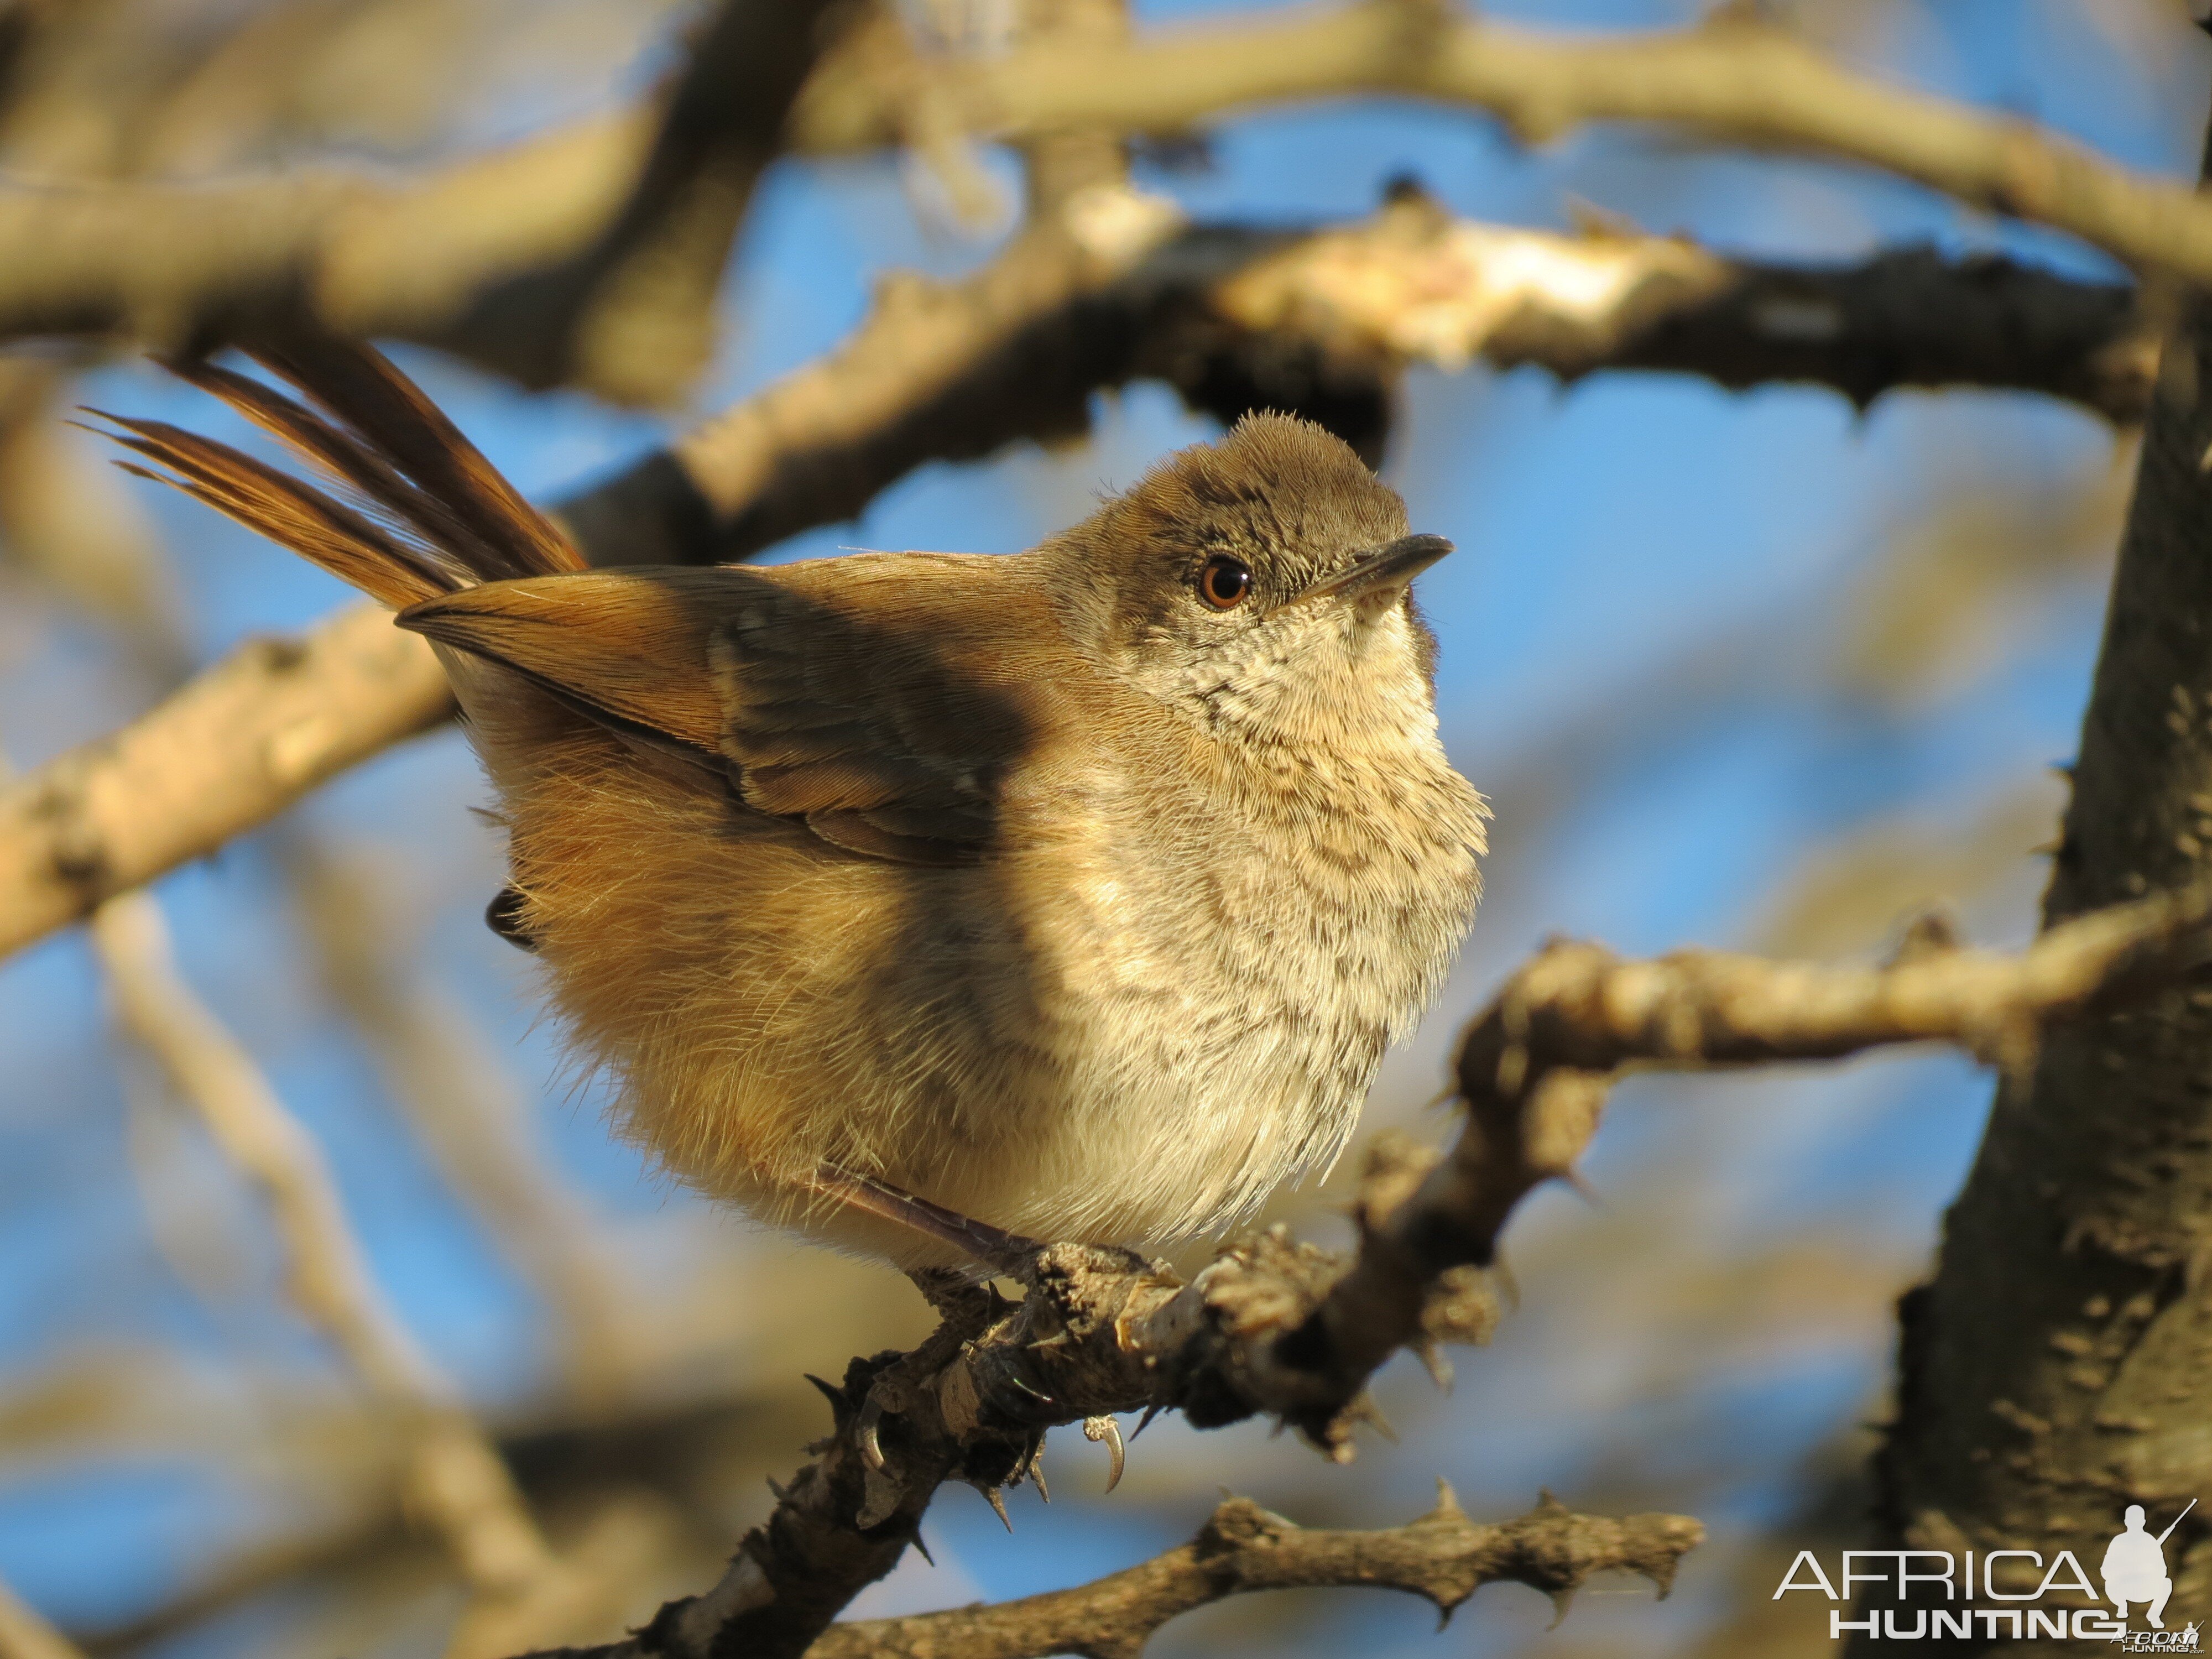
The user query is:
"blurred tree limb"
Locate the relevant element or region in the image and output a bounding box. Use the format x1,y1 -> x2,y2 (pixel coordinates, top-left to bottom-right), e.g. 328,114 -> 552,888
280,837 -> 633,1410
0,0 -> 2194,398
1874,74 -> 2212,1632
0,603 -> 451,958
0,1572 -> 84,1659
519,886 -> 2212,1659
0,0 -> 840,405
86,888 -> 556,1597
440,0 -> 843,402
581,191 -> 2154,571
82,883 -> 719,1655
0,200 -> 2154,961
791,0 -> 2212,291
805,1490 -> 1701,1659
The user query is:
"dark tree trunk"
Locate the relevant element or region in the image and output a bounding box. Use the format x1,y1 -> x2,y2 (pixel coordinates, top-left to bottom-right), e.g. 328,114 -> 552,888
1873,118 -> 2212,1653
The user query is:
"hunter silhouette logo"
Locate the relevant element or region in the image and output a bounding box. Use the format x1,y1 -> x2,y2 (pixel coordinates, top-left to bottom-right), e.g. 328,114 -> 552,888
1775,1496 -> 2200,1642
2104,1502 -> 2191,1630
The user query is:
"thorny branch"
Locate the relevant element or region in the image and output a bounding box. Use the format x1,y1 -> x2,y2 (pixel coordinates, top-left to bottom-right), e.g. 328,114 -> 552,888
519,885 -> 2212,1659
0,202 -> 2152,961
806,1490 -> 1703,1659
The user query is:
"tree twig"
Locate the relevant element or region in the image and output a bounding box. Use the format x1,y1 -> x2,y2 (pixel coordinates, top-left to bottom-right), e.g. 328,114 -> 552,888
0,0 -> 838,404
86,888 -> 554,1597
0,1573 -> 84,1659
0,601 -> 450,959
280,837 -> 633,1410
439,0 -> 844,402
581,190 -> 2153,570
795,0 -> 2212,289
0,0 -> 2193,388
518,886 -> 2212,1659
805,1489 -> 1703,1659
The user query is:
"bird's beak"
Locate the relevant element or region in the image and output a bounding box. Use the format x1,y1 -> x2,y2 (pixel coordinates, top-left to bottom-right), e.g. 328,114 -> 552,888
1299,533 -> 1455,606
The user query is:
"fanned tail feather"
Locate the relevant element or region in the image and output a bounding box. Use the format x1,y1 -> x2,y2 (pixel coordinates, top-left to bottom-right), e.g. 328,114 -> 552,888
87,333 -> 585,611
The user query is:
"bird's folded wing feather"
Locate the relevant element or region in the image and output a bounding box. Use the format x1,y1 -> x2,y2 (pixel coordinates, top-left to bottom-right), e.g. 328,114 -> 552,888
398,560 -> 1035,867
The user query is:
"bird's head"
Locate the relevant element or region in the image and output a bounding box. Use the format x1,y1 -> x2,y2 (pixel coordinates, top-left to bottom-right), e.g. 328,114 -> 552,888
1048,413 -> 1453,751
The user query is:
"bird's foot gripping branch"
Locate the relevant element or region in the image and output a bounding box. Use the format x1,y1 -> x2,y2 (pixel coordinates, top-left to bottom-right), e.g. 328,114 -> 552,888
572,1194 -> 1691,1659
524,884 -> 2212,1659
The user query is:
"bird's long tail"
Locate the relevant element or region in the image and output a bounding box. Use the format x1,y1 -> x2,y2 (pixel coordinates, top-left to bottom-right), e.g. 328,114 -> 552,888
89,334 -> 585,607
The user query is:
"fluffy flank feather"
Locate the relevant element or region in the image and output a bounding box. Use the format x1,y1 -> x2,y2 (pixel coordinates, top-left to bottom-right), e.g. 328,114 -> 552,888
95,414 -> 452,610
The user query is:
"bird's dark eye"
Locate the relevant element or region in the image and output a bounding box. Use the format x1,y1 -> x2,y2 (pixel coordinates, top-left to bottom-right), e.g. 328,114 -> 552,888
1197,554 -> 1253,611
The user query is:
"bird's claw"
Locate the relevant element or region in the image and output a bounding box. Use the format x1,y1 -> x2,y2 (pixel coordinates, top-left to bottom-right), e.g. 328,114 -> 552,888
1083,1413 -> 1126,1493
857,1393 -> 886,1473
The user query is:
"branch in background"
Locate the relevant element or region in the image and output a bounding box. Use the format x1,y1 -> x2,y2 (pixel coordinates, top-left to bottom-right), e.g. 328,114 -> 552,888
520,887 -> 2211,1659
0,601 -> 449,958
574,192 -> 1186,567
281,837 -> 633,1410
0,1572 -> 84,1659
64,1245 -> 935,1658
85,885 -> 693,1656
438,0 -> 844,402
85,888 -> 555,1598
795,0 -> 2212,290
0,0 -> 2192,401
0,357 -> 189,680
0,109 -> 637,371
0,192 -> 2156,961
1009,0 -> 1133,218
0,0 -> 838,405
1875,70 -> 2212,1616
807,1491 -> 1702,1659
600,190 -> 2149,566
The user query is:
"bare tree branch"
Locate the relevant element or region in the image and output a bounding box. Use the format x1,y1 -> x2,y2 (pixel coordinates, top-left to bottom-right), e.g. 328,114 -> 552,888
0,1573 -> 84,1659
581,191 -> 2154,570
519,887 -> 2211,1659
440,0 -> 845,403
0,0 -> 2192,392
794,0 -> 2212,290
280,836 -> 634,1410
0,109 -> 638,363
805,1490 -> 1703,1659
0,602 -> 450,959
1875,67 -> 2212,1623
86,887 -> 554,1595
0,0 -> 839,405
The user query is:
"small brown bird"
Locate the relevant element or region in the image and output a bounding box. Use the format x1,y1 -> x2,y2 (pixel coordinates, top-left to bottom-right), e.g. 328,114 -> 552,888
100,338 -> 1486,1269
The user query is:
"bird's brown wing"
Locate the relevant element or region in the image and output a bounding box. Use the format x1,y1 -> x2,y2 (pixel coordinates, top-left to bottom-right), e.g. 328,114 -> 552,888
398,559 -> 1038,867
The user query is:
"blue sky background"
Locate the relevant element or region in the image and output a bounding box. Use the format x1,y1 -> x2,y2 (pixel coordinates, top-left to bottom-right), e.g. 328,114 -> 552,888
0,1 -> 2201,1653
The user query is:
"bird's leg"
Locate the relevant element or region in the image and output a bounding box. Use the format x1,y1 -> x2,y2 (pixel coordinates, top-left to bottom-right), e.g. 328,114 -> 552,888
807,1161 -> 1044,1275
